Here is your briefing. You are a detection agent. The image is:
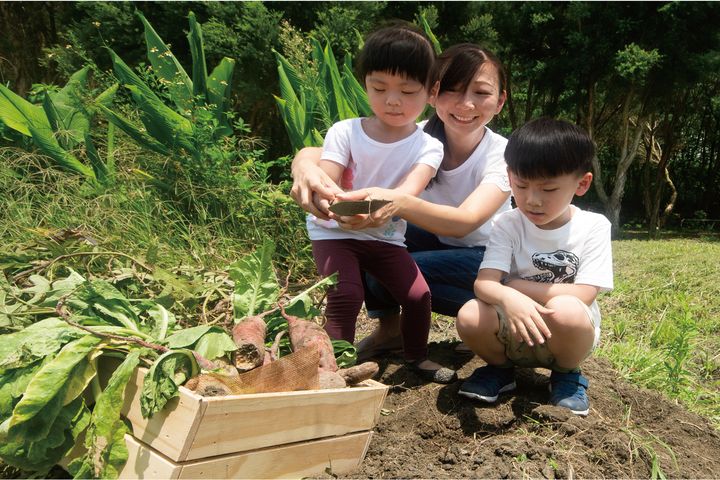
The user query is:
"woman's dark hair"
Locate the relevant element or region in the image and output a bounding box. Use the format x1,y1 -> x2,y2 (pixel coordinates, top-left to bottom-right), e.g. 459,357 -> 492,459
356,23 -> 436,88
505,117 -> 595,179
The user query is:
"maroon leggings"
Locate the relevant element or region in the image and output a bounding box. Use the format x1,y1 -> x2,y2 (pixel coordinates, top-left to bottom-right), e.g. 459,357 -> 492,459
312,239 -> 431,360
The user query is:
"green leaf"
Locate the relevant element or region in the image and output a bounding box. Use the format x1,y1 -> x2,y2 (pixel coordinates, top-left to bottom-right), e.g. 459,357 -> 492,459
229,240 -> 279,321
9,334 -> 102,441
187,11 -> 208,101
0,318 -> 84,373
0,362 -> 42,417
0,84 -> 50,136
164,325 -> 235,361
206,57 -> 235,131
74,280 -> 139,331
27,123 -> 97,181
79,351 -> 141,479
332,340 -> 357,369
193,331 -> 237,361
125,85 -> 196,155
97,105 -> 170,155
164,325 -> 214,349
284,272 -> 338,318
138,11 -> 193,112
143,303 -> 175,340
418,13 -> 443,54
139,349 -> 198,418
106,46 -> 163,105
0,397 -> 89,474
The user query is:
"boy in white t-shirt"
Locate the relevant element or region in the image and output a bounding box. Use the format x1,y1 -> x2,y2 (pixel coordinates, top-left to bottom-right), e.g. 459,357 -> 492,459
456,117 -> 613,414
308,25 -> 456,383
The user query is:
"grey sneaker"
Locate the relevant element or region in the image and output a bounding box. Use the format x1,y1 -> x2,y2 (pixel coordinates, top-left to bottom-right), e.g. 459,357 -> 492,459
549,370 -> 590,416
458,365 -> 516,402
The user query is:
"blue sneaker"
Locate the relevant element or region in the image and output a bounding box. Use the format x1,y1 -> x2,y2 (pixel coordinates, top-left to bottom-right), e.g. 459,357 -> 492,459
458,365 -> 516,402
549,371 -> 590,416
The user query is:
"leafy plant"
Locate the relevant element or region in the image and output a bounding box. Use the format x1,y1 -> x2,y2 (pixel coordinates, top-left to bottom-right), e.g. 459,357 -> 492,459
0,237 -> 346,478
274,37 -> 371,151
0,66 -> 117,187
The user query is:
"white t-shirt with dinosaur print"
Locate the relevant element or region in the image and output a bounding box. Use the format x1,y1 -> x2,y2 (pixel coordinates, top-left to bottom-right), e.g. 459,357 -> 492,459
480,206 -> 613,292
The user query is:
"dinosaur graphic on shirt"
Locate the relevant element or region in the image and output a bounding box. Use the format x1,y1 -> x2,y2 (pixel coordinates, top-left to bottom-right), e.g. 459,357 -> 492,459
524,250 -> 579,283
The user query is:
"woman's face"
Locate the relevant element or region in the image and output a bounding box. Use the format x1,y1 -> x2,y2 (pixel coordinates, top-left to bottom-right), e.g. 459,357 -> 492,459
430,63 -> 506,141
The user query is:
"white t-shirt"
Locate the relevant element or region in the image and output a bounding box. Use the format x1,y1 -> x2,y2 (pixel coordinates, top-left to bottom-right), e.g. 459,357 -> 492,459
481,206 -> 614,292
307,118 -> 444,246
419,125 -> 512,247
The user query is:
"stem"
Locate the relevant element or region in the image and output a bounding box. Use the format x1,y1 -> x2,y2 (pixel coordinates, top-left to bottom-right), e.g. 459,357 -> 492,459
13,251 -> 153,282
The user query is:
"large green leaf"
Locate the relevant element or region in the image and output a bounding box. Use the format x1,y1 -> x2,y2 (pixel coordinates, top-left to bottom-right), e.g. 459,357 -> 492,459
137,11 -> 193,112
72,351 -> 141,479
28,124 -> 97,181
187,12 -> 208,101
0,397 -> 89,474
0,318 -> 84,373
284,272 -> 338,318
97,105 -> 170,155
125,85 -> 196,156
229,240 -> 279,321
342,56 -> 372,117
165,325 -> 236,361
0,84 -> 51,136
106,47 -> 163,105
9,335 -> 102,441
207,57 -> 236,132
320,42 -> 357,121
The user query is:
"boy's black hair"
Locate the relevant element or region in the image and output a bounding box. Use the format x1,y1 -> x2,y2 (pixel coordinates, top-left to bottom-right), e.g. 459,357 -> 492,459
356,23 -> 436,88
505,117 -> 595,179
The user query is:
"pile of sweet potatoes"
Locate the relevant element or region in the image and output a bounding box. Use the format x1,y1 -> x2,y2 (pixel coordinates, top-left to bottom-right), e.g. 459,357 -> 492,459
185,309 -> 378,396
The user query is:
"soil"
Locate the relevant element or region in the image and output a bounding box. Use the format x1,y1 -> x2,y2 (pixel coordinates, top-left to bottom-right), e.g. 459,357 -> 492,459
343,318 -> 720,479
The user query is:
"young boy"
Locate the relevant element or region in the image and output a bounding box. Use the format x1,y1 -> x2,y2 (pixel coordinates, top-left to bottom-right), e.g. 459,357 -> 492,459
455,117 -> 613,415
308,25 -> 456,383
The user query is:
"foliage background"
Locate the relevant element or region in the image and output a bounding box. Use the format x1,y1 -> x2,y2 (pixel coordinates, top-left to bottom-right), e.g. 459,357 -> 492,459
2,1 -> 720,231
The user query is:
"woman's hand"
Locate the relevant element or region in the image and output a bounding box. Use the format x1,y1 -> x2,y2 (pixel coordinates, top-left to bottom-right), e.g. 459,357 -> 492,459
290,159 -> 343,220
333,188 -> 405,230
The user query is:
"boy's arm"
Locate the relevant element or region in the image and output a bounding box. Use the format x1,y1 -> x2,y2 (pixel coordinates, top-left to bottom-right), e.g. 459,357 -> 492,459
504,280 -> 600,306
475,268 -> 553,347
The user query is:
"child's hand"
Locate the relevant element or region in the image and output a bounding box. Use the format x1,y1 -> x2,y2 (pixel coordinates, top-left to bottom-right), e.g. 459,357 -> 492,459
501,289 -> 554,347
311,191 -> 334,218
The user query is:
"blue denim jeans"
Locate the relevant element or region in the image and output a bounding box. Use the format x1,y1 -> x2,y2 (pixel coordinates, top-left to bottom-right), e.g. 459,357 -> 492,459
364,224 -> 486,318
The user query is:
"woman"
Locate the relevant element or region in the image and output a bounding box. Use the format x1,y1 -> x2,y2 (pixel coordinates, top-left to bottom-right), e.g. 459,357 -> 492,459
291,43 -> 511,362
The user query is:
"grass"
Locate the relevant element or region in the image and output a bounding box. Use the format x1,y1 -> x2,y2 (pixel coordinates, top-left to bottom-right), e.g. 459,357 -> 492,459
597,235 -> 720,427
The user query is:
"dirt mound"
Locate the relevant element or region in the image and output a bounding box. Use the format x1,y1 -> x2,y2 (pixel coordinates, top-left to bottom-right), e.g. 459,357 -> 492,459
349,340 -> 720,479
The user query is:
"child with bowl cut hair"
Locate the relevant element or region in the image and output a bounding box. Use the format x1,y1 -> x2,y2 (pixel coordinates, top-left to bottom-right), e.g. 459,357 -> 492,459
308,24 -> 456,383
456,117 -> 613,414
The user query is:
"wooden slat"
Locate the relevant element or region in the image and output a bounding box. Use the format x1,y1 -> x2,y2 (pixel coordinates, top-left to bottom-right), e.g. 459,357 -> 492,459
177,432 -> 372,479
120,367 -> 206,462
121,435 -> 182,479
185,380 -> 387,460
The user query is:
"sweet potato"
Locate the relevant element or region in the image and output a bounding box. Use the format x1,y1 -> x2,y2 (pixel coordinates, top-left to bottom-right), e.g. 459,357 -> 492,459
337,361 -> 379,385
281,308 -> 338,372
231,315 -> 267,372
318,370 -> 347,389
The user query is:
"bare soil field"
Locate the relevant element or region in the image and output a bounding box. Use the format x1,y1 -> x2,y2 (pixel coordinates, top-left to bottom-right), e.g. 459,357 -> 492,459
347,319 -> 720,479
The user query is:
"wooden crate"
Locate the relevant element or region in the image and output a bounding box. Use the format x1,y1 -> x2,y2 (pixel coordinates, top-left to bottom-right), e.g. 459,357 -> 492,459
118,431 -> 373,479
64,430 -> 373,479
120,367 -> 388,462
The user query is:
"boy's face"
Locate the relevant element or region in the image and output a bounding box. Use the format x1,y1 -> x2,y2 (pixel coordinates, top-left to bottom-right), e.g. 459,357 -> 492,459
365,71 -> 429,129
509,170 -> 593,230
